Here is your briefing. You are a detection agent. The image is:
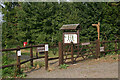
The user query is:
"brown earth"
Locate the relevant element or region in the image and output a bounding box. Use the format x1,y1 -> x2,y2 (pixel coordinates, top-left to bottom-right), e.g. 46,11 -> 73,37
26,54 -> 119,78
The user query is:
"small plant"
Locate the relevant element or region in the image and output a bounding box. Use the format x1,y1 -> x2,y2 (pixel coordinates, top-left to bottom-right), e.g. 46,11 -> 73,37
88,55 -> 93,58
59,64 -> 69,69
113,57 -> 116,60
39,62 -> 45,67
29,65 -> 33,69
16,73 -> 27,78
34,61 -> 45,68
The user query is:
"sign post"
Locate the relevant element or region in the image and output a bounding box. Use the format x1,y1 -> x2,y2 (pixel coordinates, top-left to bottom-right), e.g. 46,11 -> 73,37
64,33 -> 78,44
92,22 -> 100,40
16,46 -> 21,74
45,44 -> 48,70
60,24 -> 80,64
92,22 -> 100,58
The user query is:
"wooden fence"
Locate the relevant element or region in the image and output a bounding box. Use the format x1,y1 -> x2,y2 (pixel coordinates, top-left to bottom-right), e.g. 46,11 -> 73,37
1,40 -> 120,74
59,40 -> 120,65
1,43 -> 59,75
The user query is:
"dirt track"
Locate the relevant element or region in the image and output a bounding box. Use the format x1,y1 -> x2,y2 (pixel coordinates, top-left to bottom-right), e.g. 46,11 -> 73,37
26,54 -> 119,78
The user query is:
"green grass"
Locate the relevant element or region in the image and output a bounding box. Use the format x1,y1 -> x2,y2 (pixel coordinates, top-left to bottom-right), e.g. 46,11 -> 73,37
59,64 -> 69,69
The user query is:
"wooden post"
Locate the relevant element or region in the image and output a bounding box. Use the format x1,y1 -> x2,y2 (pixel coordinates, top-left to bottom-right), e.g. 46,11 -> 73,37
30,44 -> 33,66
36,48 -> 38,58
59,42 -> 63,65
92,22 -> 100,58
71,42 -> 74,64
45,51 -> 48,70
96,40 -> 100,58
103,41 -> 106,56
118,40 -> 120,50
77,30 -> 80,44
77,30 -> 80,60
16,46 -> 21,73
92,22 -> 100,40
115,41 -> 117,54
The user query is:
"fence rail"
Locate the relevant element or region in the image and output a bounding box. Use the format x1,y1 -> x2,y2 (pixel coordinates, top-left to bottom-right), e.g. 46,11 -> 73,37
1,44 -> 59,76
59,40 -> 120,65
1,40 -> 120,75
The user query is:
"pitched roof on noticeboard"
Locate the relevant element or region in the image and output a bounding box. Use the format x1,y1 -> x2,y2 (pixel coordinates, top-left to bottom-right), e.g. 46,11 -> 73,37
60,24 -> 80,30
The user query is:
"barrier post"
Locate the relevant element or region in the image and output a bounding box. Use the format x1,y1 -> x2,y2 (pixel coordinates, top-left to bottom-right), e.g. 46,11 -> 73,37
115,40 -> 117,54
30,44 -> 33,66
96,40 -> 100,58
16,46 -> 21,73
45,50 -> 48,70
71,42 -> 74,64
59,42 -> 63,65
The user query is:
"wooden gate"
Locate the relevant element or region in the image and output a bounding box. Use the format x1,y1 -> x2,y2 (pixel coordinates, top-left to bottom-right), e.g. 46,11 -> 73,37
59,40 -> 120,65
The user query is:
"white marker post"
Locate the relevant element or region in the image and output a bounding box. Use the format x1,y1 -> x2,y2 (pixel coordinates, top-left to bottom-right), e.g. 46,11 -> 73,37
45,44 -> 49,51
17,50 -> 21,56
45,44 -> 48,70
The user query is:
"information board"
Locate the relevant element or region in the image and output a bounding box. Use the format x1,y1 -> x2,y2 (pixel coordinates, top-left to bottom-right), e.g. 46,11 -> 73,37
37,44 -> 49,53
64,33 -> 77,44
100,47 -> 104,52
37,47 -> 45,52
81,42 -> 90,45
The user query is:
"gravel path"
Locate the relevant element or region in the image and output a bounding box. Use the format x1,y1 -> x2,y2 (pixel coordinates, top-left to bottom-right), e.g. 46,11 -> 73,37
26,56 -> 118,78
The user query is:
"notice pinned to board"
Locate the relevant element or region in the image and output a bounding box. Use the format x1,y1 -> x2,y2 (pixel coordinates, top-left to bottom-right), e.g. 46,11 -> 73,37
100,47 -> 104,52
17,50 -> 21,56
45,44 -> 48,51
37,47 -> 45,52
81,42 -> 90,46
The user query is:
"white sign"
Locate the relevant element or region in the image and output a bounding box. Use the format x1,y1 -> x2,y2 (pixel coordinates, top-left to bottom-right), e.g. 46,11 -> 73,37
81,42 -> 90,45
100,47 -> 104,52
45,44 -> 48,51
17,50 -> 21,56
37,47 -> 45,52
64,34 -> 77,44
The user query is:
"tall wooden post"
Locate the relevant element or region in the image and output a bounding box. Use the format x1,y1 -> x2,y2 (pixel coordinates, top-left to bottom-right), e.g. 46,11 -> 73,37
103,41 -> 106,56
92,22 -> 100,58
30,44 -> 33,66
118,40 -> 120,50
92,22 -> 100,40
115,41 -> 117,54
59,42 -> 63,65
45,51 -> 48,70
77,30 -> 80,44
36,48 -> 38,58
16,46 -> 21,73
96,40 -> 100,58
71,42 -> 74,64
77,29 -> 80,57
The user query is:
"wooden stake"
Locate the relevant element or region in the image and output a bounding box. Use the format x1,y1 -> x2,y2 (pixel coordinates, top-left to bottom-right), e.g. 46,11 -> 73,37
92,22 -> 100,40
45,51 -> 48,70
71,42 -> 74,64
30,44 -> 33,66
59,42 -> 63,65
16,46 -> 21,73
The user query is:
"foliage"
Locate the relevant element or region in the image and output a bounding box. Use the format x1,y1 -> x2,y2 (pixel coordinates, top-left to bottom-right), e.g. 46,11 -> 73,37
1,2 -> 120,48
2,53 -> 26,78
34,61 -> 45,68
59,64 -> 69,69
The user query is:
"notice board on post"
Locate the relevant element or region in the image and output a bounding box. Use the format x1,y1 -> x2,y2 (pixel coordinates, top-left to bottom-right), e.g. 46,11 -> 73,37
37,44 -> 49,54
64,32 -> 78,44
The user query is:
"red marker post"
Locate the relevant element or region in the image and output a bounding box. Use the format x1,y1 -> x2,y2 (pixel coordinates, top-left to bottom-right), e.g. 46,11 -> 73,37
23,42 -> 27,47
